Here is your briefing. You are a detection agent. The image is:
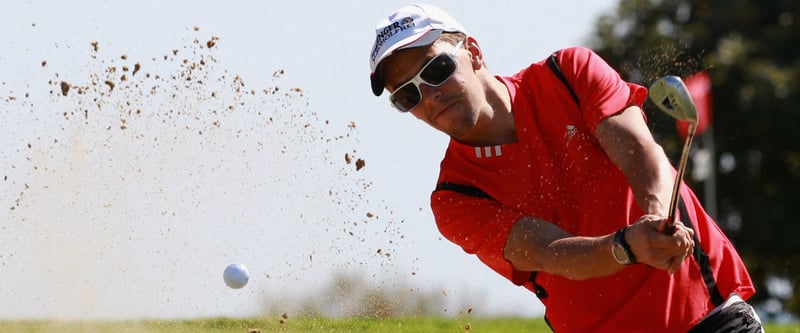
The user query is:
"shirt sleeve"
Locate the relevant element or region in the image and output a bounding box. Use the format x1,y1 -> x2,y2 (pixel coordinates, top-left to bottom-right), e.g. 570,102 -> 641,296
431,189 -> 532,286
556,46 -> 649,132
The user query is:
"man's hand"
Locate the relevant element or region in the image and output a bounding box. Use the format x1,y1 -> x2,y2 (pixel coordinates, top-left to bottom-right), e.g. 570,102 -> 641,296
626,214 -> 695,274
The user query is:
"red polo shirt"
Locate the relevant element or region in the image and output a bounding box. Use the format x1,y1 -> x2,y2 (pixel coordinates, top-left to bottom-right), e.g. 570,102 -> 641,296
431,46 -> 754,332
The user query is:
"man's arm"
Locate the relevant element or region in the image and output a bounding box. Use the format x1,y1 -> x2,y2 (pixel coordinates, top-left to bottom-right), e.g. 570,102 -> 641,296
503,106 -> 694,279
503,214 -> 693,280
594,105 -> 675,217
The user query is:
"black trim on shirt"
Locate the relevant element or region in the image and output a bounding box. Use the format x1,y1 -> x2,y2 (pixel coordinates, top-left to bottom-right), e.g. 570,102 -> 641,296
547,52 -> 580,106
434,182 -> 494,200
679,198 -> 725,306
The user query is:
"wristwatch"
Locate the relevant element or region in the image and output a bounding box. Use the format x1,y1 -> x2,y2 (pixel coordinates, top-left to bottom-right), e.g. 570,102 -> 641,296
612,227 -> 637,265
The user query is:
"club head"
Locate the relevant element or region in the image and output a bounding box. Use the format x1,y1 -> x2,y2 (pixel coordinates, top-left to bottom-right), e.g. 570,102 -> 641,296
649,76 -> 699,124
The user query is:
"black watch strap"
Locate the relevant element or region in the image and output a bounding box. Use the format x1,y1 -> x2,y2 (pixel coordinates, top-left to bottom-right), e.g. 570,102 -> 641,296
615,227 -> 637,264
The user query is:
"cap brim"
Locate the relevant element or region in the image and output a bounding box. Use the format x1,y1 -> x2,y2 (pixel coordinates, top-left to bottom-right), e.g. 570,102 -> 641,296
370,30 -> 444,97
371,71 -> 384,96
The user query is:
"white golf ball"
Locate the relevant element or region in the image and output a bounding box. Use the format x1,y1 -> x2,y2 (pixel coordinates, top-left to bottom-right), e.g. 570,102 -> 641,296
223,263 -> 250,289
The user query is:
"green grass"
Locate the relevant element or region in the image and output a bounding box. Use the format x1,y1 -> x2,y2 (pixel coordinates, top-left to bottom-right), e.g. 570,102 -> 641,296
0,317 -> 543,333
0,317 -> 796,333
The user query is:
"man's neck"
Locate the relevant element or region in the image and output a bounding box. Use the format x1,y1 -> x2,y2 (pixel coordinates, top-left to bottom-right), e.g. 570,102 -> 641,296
457,76 -> 516,147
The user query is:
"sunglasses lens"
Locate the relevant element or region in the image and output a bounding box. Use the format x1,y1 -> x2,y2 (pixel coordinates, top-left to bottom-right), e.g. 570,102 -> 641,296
390,83 -> 421,112
420,55 -> 457,85
389,53 -> 458,112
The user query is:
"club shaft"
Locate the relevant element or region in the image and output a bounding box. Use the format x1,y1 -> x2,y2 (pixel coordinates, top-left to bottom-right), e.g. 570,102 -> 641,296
665,123 -> 696,233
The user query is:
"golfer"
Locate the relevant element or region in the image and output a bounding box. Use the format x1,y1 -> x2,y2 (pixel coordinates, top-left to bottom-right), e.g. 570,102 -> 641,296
368,4 -> 762,332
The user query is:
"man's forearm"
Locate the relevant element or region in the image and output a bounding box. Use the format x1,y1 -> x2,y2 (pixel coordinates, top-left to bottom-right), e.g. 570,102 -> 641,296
503,217 -> 624,280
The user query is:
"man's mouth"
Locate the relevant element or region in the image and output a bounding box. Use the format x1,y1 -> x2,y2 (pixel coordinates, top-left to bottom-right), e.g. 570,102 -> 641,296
432,100 -> 457,122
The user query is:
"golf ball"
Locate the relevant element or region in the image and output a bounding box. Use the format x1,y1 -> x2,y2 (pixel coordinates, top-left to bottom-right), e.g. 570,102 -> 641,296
223,263 -> 250,289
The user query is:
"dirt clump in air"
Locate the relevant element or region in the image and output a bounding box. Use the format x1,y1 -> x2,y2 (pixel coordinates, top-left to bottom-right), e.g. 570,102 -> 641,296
59,81 -> 70,96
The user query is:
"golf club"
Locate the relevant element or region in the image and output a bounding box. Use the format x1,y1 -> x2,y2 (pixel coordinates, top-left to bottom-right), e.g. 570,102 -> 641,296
648,75 -> 699,234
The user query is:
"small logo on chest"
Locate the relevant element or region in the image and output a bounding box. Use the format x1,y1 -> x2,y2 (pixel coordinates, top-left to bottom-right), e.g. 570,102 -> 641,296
475,145 -> 503,158
565,125 -> 578,144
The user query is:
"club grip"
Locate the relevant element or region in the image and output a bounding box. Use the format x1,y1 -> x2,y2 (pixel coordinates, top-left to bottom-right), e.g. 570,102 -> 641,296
663,217 -> 676,235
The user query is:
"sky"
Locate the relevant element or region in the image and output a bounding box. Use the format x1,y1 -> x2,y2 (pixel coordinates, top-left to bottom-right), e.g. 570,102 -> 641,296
0,0 -> 617,320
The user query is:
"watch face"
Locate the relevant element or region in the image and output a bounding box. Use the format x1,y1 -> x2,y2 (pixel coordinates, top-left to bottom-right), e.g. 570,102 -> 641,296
612,243 -> 631,264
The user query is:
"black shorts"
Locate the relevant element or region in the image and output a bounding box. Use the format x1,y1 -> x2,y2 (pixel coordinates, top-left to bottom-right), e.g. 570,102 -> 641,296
688,300 -> 763,333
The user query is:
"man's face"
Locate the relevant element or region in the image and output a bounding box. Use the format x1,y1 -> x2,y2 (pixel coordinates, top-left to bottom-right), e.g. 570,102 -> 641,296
380,40 -> 481,141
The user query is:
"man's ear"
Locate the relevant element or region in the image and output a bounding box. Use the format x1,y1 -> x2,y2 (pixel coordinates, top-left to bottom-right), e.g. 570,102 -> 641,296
465,35 -> 484,69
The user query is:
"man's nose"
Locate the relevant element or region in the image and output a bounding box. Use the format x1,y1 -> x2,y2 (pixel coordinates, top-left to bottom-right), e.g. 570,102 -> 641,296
419,83 -> 443,104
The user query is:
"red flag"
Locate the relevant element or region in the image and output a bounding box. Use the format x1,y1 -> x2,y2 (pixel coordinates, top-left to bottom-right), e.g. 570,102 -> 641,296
677,71 -> 713,139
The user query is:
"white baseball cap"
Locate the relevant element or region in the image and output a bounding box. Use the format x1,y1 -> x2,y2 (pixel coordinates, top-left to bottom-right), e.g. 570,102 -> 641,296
369,3 -> 467,96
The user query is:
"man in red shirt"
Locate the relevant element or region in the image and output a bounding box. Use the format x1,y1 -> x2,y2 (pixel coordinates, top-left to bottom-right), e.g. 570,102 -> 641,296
368,3 -> 762,332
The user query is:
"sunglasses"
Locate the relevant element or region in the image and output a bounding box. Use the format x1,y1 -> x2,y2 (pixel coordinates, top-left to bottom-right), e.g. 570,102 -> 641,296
389,39 -> 464,112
